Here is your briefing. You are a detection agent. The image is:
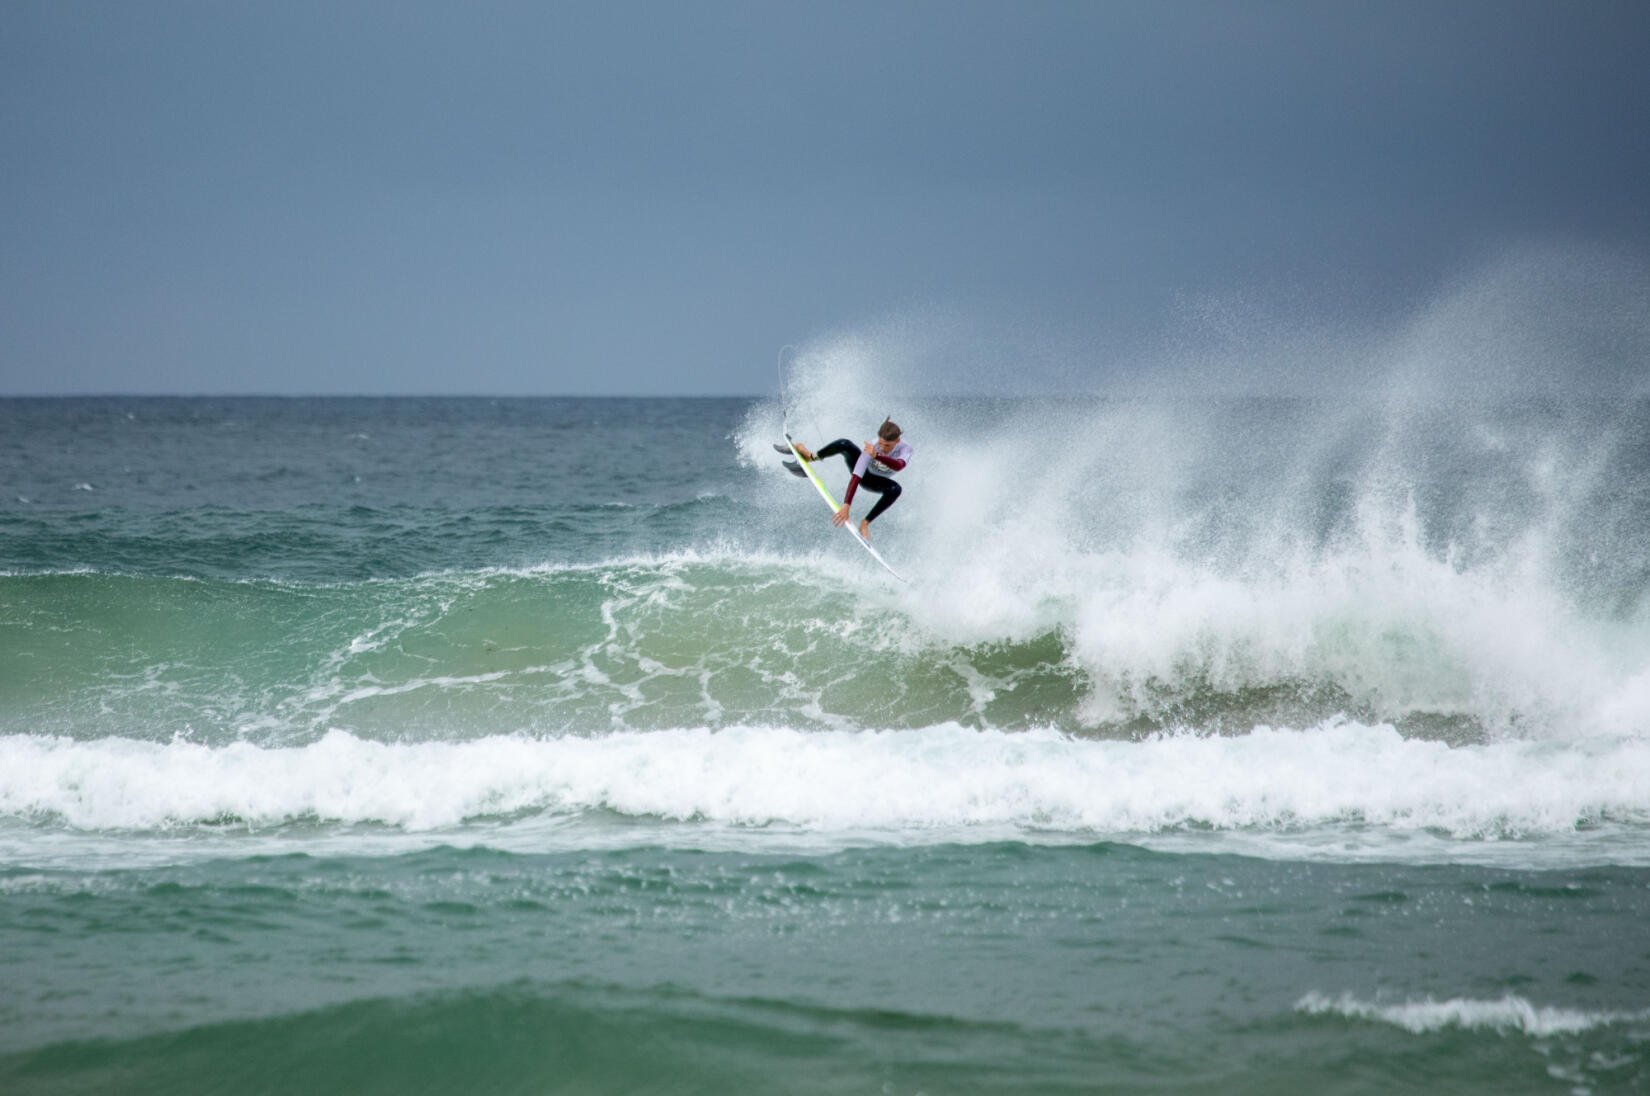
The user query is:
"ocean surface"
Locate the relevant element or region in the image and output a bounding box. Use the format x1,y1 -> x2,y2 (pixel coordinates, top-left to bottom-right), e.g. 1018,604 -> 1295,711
3,387 -> 1649,1094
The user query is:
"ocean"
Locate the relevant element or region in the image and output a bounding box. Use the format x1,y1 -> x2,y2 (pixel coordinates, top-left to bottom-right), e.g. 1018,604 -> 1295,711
2,384 -> 1648,1094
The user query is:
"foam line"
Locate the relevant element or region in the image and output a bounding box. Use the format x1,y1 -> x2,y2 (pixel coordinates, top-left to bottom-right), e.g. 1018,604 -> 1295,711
2,723 -> 1646,842
1296,992 -> 1650,1036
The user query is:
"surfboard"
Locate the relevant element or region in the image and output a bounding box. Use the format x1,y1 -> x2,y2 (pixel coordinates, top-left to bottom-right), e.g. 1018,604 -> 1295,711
781,435 -> 906,582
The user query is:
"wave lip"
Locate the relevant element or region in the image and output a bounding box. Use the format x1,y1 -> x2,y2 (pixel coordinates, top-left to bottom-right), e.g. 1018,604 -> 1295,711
1296,991 -> 1650,1036
2,723 -> 1647,853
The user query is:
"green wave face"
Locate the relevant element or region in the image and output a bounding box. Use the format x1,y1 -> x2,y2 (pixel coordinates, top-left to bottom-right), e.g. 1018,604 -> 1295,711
0,564 -> 1093,744
5,553 -> 1635,745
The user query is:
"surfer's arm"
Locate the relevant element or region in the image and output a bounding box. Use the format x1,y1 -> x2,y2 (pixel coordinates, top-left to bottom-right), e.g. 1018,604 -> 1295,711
843,449 -> 871,509
861,440 -> 908,473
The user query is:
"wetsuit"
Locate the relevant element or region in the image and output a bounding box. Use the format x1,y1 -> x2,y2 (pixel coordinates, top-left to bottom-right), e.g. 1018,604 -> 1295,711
814,438 -> 913,523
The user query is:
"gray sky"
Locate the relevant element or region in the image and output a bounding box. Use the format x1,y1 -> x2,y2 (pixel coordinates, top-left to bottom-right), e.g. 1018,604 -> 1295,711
3,0 -> 1647,395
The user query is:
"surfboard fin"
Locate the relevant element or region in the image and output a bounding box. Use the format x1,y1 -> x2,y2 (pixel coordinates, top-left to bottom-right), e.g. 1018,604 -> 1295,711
781,459 -> 806,478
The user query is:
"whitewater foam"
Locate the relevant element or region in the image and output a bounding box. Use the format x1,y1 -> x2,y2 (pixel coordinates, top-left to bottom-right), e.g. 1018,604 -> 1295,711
1296,992 -> 1650,1037
2,723 -> 1646,863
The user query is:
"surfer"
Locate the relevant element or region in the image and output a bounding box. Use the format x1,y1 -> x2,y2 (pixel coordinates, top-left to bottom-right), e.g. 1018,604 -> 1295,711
788,419 -> 912,540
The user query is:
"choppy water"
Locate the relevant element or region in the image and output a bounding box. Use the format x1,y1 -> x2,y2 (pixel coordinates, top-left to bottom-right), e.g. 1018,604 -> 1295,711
3,385 -> 1649,1093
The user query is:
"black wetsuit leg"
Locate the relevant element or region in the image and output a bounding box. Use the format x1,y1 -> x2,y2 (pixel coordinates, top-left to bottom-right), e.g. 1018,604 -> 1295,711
813,439 -> 902,523
861,475 -> 901,522
814,438 -> 860,475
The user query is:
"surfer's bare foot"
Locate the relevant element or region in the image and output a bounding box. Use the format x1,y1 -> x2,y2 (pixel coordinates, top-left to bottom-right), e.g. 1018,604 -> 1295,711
858,519 -> 871,539
793,442 -> 816,462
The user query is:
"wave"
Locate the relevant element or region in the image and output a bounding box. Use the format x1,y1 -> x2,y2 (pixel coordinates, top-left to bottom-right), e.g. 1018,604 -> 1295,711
1296,991 -> 1650,1037
6,536 -> 1650,743
3,723 -> 1646,854
10,386 -> 1650,742
0,980 -> 1145,1095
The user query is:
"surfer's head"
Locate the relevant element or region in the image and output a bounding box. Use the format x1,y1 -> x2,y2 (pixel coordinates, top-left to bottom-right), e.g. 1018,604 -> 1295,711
878,418 -> 901,443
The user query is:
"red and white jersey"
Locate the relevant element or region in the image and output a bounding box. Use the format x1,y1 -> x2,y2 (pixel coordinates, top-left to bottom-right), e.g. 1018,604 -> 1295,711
853,439 -> 913,479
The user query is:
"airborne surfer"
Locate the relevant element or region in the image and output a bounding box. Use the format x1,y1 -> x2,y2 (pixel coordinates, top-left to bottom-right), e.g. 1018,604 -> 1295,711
779,418 -> 912,540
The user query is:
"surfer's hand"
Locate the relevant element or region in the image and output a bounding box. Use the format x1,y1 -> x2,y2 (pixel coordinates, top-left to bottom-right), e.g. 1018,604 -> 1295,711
833,505 -> 851,527
862,441 -> 875,455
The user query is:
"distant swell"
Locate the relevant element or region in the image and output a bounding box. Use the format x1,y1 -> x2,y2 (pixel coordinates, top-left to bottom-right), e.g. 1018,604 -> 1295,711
0,980 -> 1144,1094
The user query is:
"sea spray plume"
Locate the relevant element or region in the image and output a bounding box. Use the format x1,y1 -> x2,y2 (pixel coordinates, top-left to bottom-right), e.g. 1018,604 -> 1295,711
740,248 -> 1650,737
1337,246 -> 1650,731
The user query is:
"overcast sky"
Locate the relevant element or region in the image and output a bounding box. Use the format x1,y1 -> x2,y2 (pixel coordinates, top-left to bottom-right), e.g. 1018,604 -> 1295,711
3,0 -> 1647,395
